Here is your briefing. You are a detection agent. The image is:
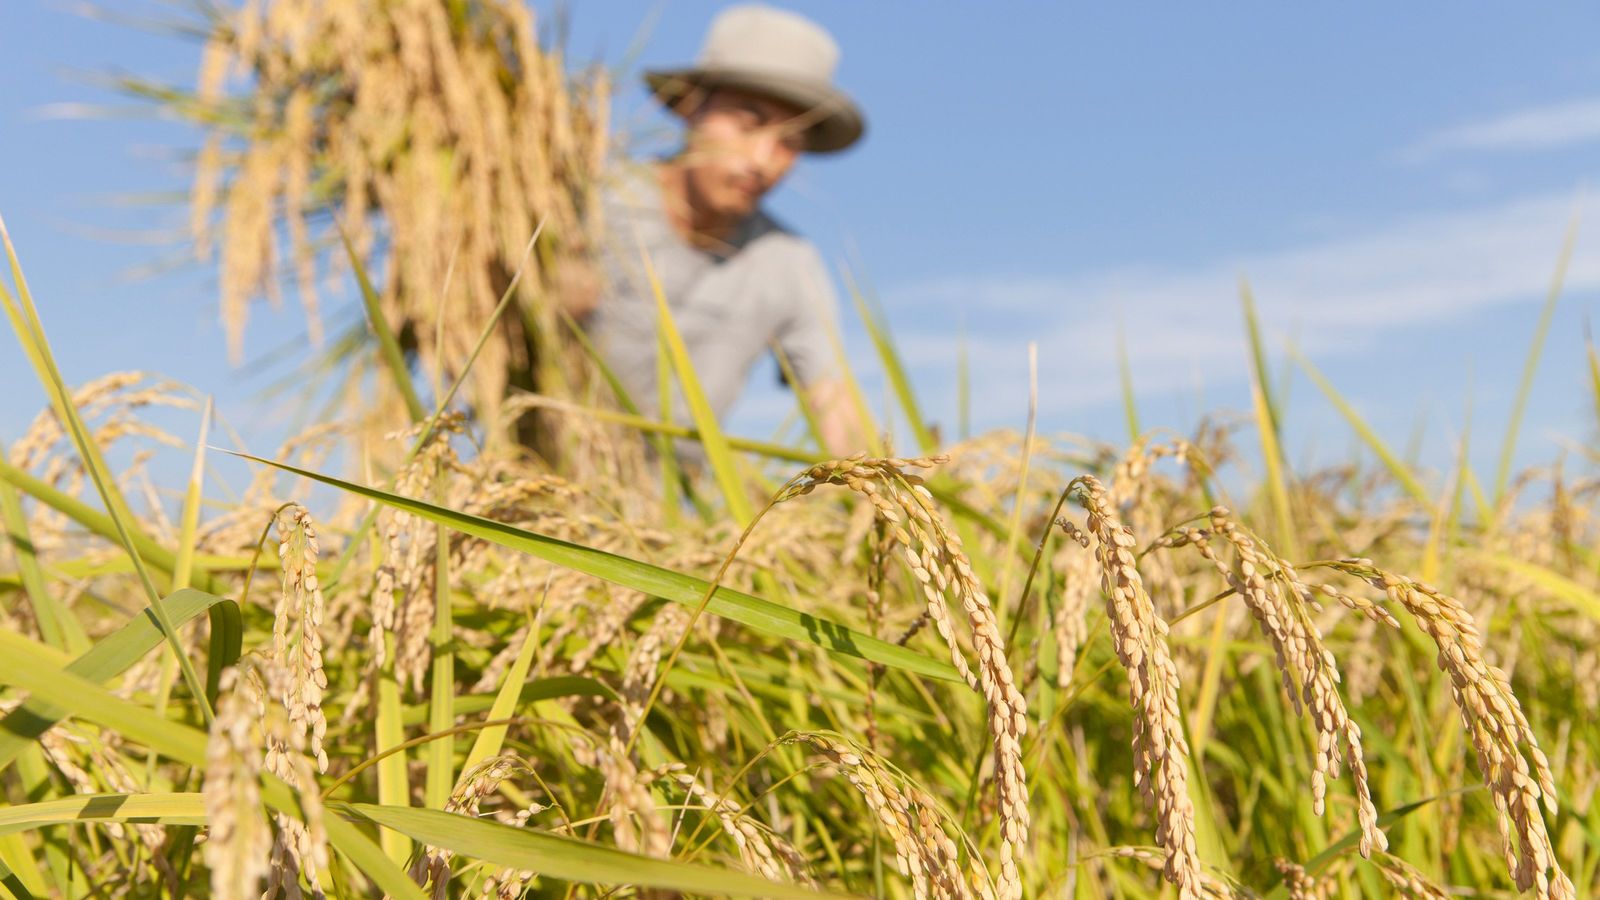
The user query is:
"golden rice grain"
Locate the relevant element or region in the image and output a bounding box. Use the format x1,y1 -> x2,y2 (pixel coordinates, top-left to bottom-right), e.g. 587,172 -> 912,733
1066,475 -> 1202,897
1324,560 -> 1574,899
274,504 -> 329,772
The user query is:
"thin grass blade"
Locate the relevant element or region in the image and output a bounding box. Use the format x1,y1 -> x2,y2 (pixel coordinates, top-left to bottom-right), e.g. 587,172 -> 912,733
1239,279 -> 1299,557
1117,320 -> 1141,443
639,236 -> 753,524
0,443 -> 84,654
337,223 -> 425,422
844,264 -> 935,453
424,493 -> 454,810
1293,347 -> 1430,506
1493,210 -> 1580,506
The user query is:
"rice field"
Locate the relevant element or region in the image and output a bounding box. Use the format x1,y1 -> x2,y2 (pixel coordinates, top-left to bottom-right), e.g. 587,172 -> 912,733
1,2 -> 1597,898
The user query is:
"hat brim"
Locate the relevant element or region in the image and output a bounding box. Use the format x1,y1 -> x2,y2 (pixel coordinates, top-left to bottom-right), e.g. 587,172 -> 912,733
645,67 -> 865,154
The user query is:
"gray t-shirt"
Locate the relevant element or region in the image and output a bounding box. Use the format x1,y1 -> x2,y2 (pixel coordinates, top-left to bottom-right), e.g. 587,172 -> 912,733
590,165 -> 842,423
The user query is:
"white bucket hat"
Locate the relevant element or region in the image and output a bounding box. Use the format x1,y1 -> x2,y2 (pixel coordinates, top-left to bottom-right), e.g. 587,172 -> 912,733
645,4 -> 866,154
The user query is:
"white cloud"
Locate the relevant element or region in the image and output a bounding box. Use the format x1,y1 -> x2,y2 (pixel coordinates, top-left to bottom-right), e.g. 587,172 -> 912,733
1401,98 -> 1600,161
878,188 -> 1599,420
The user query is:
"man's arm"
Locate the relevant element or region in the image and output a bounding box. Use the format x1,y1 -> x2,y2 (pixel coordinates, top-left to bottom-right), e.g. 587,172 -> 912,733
805,377 -> 865,458
554,254 -> 603,322
773,240 -> 869,456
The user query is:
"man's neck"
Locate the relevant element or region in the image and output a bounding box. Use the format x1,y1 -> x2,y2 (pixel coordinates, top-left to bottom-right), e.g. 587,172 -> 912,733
655,161 -> 743,253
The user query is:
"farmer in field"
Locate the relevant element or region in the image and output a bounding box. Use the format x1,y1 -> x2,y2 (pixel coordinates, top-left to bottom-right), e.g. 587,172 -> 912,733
581,4 -> 865,457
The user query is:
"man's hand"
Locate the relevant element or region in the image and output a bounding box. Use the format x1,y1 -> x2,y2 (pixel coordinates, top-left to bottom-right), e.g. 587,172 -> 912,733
806,377 -> 866,458
554,257 -> 602,322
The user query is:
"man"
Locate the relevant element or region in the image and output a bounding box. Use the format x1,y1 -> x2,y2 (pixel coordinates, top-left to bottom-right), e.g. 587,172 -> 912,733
584,4 -> 865,456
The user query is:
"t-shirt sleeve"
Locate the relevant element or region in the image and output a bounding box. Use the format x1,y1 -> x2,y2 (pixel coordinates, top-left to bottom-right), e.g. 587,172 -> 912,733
774,242 -> 844,389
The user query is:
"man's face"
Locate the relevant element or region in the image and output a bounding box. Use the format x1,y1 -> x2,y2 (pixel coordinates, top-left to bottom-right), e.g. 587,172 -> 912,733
680,88 -> 809,222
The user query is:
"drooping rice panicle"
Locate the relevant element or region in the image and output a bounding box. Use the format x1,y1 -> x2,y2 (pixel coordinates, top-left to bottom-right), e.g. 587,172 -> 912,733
1066,475 -> 1202,897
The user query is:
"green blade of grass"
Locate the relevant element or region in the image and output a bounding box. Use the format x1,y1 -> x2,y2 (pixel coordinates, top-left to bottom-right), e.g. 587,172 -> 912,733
559,307 -> 689,506
1292,347 -> 1430,506
401,676 -> 614,725
340,803 -> 834,898
0,443 -> 84,654
1290,788 -> 1478,887
1587,320 -> 1600,428
0,225 -> 139,535
1468,552 -> 1600,621
0,629 -> 209,766
1240,276 -> 1283,432
0,795 -> 209,835
1241,280 -> 1298,558
773,341 -> 828,453
0,458 -> 221,597
171,399 -> 212,593
639,237 -> 753,524
229,451 -> 961,682
0,217 -> 213,724
459,622 -> 540,775
0,834 -> 45,897
0,627 -> 425,899
844,264 -> 936,453
1117,319 -> 1141,444
337,224 -> 425,422
1492,210 -> 1580,507
424,488 -> 455,810
822,307 -> 884,456
375,631 -> 411,864
0,588 -> 238,772
1420,436 -> 1465,585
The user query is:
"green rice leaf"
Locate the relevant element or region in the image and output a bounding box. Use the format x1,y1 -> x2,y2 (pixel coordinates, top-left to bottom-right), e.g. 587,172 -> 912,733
340,803 -> 835,898
0,458 -> 223,598
0,628 -> 424,899
375,631 -> 411,864
338,224 -> 426,422
773,341 -> 828,453
0,588 -> 237,772
228,451 -> 961,682
171,399 -> 211,593
425,493 -> 455,810
1493,211 -> 1579,506
0,795 -> 208,835
845,265 -> 936,453
401,676 -> 615,726
640,240 -> 754,524
1240,279 -> 1298,558
1468,552 -> 1600,621
0,629 -> 209,766
1293,348 -> 1431,506
1117,320 -> 1141,444
0,449 -> 84,655
459,623 -> 540,775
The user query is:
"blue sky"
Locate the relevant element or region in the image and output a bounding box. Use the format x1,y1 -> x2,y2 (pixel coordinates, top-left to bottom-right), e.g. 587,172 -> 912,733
2,1 -> 1598,490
